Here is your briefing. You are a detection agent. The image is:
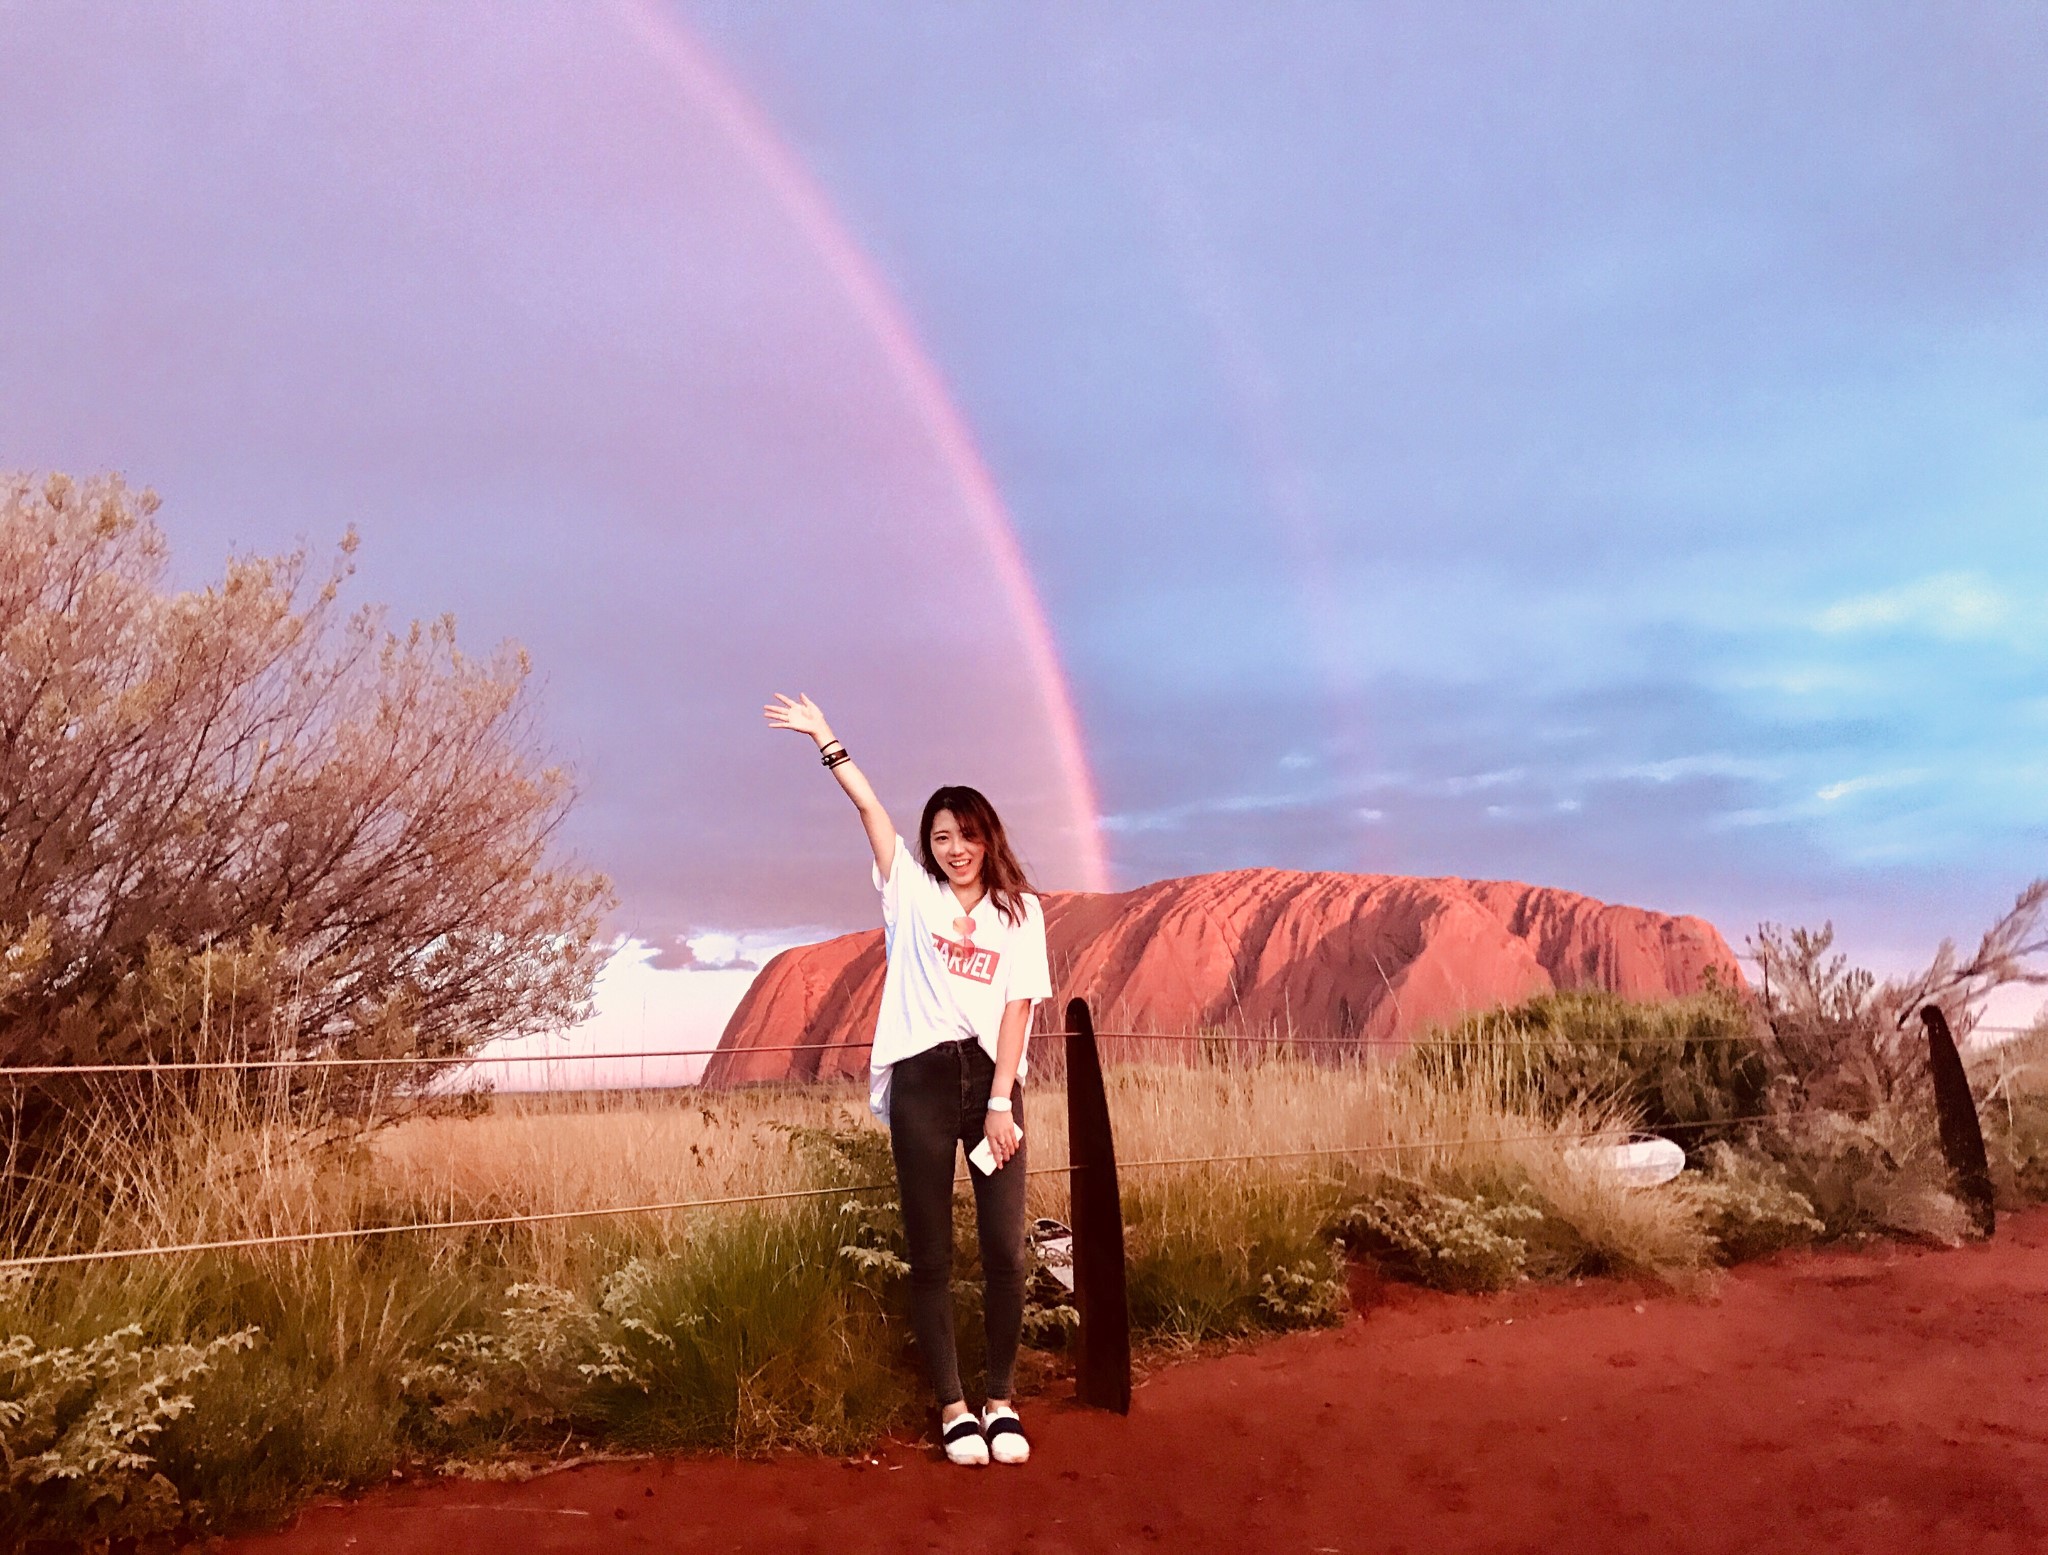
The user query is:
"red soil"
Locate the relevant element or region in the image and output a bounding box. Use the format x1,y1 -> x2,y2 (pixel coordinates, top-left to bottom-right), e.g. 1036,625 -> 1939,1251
232,1211 -> 2048,1555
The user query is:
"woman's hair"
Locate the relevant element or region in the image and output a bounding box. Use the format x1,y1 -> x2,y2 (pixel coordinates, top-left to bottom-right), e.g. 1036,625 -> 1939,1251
918,785 -> 1035,926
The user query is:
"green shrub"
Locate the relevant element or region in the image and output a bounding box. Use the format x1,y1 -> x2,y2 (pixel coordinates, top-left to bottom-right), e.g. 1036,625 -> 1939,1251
1336,1180 -> 1545,1294
0,1318 -> 260,1540
1991,1093 -> 2048,1203
399,1276 -> 656,1440
17,983 -> 2016,1542
1514,1160 -> 1713,1283
1760,1110 -> 1970,1245
1123,1170 -> 1352,1342
581,1207 -> 913,1455
1256,1257 -> 1348,1327
149,1295 -> 414,1530
1678,1143 -> 1825,1264
1415,989 -> 1771,1147
1019,1295 -> 1079,1348
1976,1032 -> 2048,1206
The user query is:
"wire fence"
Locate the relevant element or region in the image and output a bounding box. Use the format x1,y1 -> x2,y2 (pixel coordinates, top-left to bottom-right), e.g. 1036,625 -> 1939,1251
1,1003 -> 2030,1272
12,1018 -> 2027,1080
0,1115 -> 1780,1273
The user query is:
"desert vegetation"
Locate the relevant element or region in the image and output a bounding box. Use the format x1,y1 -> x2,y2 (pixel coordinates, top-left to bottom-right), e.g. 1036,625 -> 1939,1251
6,972 -> 2048,1542
0,468 -> 611,1538
5,471 -> 2048,1543
0,473 -> 610,1128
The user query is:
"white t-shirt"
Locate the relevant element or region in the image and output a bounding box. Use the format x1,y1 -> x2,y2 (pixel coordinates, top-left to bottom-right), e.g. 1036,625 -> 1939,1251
868,834 -> 1053,1124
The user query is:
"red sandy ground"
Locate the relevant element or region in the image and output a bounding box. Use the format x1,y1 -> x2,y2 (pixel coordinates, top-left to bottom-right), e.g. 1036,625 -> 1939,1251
232,1209 -> 2048,1555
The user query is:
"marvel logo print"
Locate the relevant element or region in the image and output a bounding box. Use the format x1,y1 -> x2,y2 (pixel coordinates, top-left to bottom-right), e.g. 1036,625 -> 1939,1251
932,932 -> 1000,985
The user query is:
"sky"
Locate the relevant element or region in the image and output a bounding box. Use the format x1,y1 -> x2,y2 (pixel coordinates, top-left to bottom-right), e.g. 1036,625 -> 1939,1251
3,2 -> 2046,1056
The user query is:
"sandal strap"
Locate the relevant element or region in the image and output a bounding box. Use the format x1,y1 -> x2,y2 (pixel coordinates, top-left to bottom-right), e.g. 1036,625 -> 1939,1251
942,1417 -> 984,1444
983,1416 -> 1026,1440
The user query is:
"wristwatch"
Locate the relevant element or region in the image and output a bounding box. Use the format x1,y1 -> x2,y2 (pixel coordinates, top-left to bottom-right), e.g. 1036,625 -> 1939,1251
985,1096 -> 1013,1113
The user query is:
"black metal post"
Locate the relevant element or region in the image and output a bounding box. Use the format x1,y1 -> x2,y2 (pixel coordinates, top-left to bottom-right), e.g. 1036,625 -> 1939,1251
1920,1004 -> 1995,1238
1064,997 -> 1131,1413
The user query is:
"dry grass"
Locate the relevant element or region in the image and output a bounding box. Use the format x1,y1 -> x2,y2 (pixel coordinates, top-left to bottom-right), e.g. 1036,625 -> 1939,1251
10,992 -> 2034,1541
356,1051 -> 1682,1268
0,1036 -> 1758,1343
377,1088 -> 860,1207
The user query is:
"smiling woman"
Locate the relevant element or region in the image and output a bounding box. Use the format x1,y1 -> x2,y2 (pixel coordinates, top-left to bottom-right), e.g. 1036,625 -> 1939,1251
0,2 -> 1105,952
761,689 -> 1054,1462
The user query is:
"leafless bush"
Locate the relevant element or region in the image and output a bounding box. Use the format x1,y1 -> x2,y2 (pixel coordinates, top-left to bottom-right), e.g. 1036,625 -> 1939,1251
1749,880 -> 2048,1118
1747,922 -> 1909,1114
1891,878 -> 2048,1033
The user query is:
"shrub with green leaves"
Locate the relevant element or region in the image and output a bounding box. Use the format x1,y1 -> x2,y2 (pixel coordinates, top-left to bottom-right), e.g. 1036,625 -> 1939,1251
1336,1181 -> 1546,1294
1415,988 -> 1772,1147
1256,1257 -> 1349,1327
1019,1294 -> 1080,1348
1678,1142 -> 1825,1264
1976,1031 -> 2048,1206
0,1319 -> 260,1540
1122,1170 -> 1355,1342
1761,1109 -> 1975,1245
1990,1092 -> 2048,1203
400,1274 -> 664,1440
10,976 -> 2043,1543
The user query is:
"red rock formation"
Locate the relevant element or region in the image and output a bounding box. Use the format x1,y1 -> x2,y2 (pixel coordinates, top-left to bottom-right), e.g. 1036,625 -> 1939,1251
701,867 -> 1743,1085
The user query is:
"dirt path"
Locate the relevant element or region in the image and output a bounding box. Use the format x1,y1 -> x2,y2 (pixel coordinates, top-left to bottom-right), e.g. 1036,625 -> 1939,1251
232,1209 -> 2048,1555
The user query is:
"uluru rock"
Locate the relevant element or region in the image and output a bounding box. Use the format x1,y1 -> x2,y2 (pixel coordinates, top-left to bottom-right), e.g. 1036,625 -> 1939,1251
701,867 -> 1742,1086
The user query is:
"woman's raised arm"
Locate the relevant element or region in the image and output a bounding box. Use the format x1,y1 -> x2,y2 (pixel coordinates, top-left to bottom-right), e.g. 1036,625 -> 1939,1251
764,692 -> 897,879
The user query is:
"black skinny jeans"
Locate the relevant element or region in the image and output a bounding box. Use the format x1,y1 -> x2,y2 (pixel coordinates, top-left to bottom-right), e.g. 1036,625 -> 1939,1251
887,1038 -> 1028,1407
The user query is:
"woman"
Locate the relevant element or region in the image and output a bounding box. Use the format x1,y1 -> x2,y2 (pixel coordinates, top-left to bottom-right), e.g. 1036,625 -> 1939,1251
765,692 -> 1051,1467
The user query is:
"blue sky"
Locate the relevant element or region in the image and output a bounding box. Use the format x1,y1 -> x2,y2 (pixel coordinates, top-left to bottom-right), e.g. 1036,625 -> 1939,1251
691,0 -> 2048,967
2,1 -> 2045,979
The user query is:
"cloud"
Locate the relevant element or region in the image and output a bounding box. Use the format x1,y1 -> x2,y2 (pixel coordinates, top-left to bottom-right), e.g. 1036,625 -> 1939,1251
450,937 -> 766,1092
1615,754 -> 1782,785
9,0 -> 2048,986
1815,771 -> 1927,804
1431,767 -> 1529,797
1718,665 -> 1871,699
644,933 -> 760,973
1099,782 -> 1376,835
1815,574 -> 2021,642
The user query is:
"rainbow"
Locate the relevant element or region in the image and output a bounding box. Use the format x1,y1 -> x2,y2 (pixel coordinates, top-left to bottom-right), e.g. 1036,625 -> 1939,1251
611,0 -> 1110,893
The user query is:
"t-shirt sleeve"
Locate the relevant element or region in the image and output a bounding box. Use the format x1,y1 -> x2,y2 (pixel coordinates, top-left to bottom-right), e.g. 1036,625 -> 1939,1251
1005,896 -> 1053,1004
872,834 -> 914,930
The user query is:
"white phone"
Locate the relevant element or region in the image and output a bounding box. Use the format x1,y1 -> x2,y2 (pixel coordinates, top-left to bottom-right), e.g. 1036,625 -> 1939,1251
969,1128 -> 1022,1175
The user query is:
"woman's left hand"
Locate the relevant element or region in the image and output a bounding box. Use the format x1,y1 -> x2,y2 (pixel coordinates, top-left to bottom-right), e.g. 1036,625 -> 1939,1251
984,1106 -> 1021,1169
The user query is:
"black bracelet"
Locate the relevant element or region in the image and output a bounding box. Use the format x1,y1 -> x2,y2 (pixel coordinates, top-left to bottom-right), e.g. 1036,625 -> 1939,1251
822,747 -> 851,769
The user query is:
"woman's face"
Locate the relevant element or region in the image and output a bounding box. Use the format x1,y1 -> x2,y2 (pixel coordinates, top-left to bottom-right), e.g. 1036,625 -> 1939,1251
927,808 -> 987,893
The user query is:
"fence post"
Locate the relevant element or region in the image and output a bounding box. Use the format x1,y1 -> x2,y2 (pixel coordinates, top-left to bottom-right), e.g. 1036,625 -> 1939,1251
1920,1005 -> 1995,1238
1064,997 -> 1131,1413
